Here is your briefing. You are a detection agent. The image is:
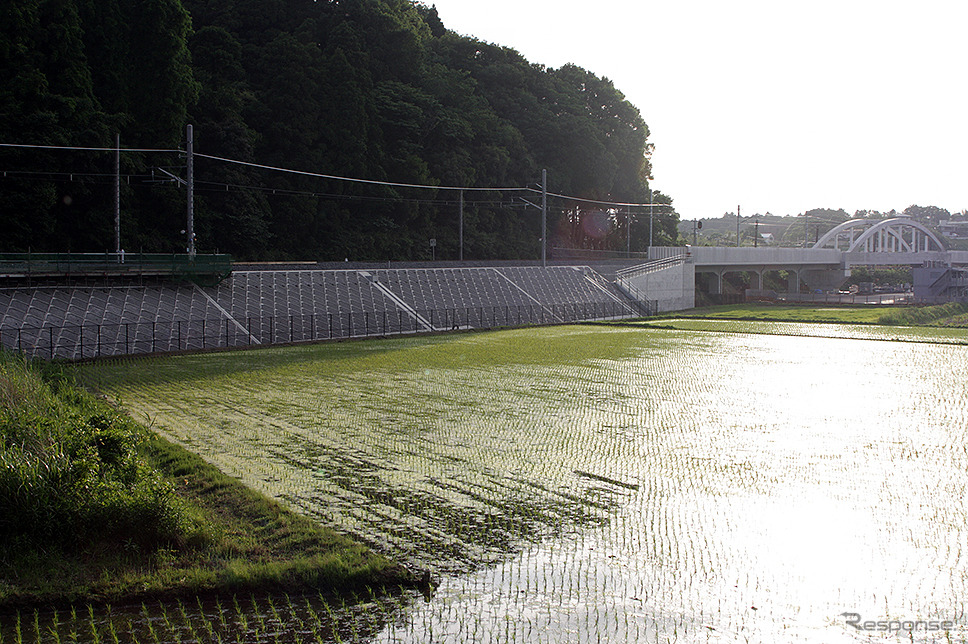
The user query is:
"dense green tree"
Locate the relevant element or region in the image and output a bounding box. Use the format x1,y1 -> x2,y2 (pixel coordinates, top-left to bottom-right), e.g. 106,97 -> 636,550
189,25 -> 269,257
0,1 -> 59,249
0,0 -> 113,251
120,0 -> 198,148
1,0 -> 676,259
903,204 -> 950,226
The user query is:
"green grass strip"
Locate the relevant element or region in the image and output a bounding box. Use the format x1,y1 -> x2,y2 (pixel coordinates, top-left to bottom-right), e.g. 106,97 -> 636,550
651,303 -> 889,324
0,353 -> 417,609
614,302 -> 968,326
1,431 -> 417,608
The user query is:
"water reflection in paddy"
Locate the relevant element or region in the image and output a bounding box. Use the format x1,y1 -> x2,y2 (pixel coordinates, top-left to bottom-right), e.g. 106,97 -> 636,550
376,328 -> 968,643
69,324 -> 968,643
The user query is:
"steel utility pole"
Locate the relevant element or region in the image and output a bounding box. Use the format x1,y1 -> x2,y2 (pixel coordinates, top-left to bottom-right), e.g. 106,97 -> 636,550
541,168 -> 547,267
626,206 -> 631,257
186,124 -> 195,259
459,189 -> 464,261
649,188 -> 654,252
736,204 -> 741,247
518,173 -> 548,265
114,133 -> 120,259
185,123 -> 195,259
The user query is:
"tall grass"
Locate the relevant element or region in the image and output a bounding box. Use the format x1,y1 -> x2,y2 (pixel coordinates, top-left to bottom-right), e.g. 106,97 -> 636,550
0,351 -> 195,553
2,347 -> 415,608
877,301 -> 968,325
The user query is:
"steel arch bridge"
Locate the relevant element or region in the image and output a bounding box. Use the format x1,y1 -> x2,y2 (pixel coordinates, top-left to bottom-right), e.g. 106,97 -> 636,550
813,217 -> 946,254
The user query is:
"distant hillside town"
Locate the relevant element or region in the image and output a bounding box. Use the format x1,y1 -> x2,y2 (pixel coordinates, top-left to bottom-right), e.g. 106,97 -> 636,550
678,205 -> 968,250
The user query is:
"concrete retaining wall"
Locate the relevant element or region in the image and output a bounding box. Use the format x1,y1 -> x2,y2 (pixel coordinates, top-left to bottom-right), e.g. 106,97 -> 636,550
624,262 -> 695,312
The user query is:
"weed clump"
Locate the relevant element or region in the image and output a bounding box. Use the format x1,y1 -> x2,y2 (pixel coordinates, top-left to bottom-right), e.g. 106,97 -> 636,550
0,352 -> 200,557
878,302 -> 968,326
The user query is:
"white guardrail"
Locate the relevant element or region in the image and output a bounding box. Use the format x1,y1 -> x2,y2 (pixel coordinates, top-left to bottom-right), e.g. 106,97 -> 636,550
615,255 -> 687,281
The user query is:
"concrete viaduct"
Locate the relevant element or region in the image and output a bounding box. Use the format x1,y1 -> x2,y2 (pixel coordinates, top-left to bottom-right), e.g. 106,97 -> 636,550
618,218 -> 968,311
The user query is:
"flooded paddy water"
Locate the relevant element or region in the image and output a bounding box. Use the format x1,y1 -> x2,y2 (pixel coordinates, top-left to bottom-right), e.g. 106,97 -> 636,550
14,323 -> 967,642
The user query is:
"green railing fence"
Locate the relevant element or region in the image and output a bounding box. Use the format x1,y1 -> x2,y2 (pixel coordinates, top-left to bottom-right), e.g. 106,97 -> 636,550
1,301 -> 636,361
0,253 -> 233,284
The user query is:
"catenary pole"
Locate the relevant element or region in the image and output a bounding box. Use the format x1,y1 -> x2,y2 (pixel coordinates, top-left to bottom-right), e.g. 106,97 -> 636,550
736,204 -> 741,247
626,206 -> 631,257
114,133 -> 120,258
186,124 -> 195,259
459,189 -> 464,261
541,169 -> 547,267
649,188 -> 654,252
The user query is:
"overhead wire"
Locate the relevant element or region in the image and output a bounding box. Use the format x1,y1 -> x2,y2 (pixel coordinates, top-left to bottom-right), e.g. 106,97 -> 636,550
1,140 -> 669,211
0,168 -> 525,208
541,190 -> 672,210
193,152 -> 529,193
0,142 -> 180,154
0,170 -> 158,182
190,179 -> 517,207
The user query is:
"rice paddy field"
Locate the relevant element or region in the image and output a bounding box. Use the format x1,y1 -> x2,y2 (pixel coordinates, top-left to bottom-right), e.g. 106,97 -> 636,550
9,322 -> 968,642
626,317 -> 968,344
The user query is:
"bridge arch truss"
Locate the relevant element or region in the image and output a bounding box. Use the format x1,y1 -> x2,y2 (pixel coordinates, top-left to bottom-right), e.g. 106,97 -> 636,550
813,218 -> 945,254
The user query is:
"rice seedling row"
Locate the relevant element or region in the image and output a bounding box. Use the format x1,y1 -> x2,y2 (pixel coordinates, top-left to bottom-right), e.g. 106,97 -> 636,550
63,323 -> 968,642
633,317 -> 968,344
0,591 -> 413,644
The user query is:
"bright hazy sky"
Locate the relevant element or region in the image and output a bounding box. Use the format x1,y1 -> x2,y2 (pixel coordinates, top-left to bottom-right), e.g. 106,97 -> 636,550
426,1 -> 968,221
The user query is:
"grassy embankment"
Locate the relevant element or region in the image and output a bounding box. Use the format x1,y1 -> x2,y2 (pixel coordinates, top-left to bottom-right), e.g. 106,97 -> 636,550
0,351 -> 415,608
649,302 -> 968,326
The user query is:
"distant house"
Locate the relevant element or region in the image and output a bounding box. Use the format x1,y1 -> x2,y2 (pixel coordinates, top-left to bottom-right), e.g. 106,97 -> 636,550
938,219 -> 968,239
759,232 -> 774,244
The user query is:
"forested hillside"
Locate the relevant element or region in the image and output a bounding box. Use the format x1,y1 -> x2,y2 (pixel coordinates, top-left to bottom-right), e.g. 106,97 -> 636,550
0,0 -> 677,260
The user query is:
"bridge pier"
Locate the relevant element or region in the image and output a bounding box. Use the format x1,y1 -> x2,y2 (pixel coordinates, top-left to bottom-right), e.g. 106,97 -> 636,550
800,268 -> 849,293
708,270 -> 722,295
787,269 -> 800,293
631,241 -> 968,312
749,270 -> 762,290
695,264 -> 844,300
699,268 -> 769,295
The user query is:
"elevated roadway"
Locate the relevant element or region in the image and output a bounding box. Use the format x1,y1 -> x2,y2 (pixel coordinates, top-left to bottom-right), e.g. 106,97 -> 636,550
628,218 -> 968,308
683,247 -> 968,294
680,218 -> 965,295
